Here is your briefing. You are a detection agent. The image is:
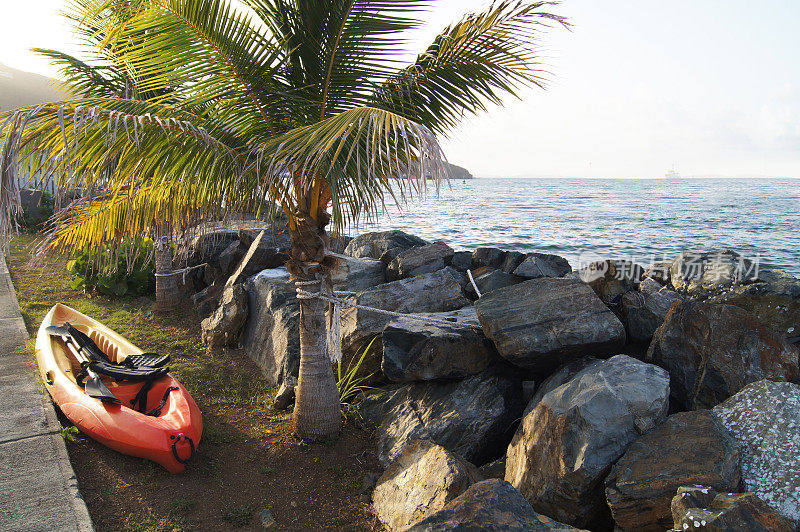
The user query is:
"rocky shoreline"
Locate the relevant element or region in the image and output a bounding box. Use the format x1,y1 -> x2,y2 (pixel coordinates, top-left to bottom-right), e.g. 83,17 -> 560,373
182,229 -> 800,531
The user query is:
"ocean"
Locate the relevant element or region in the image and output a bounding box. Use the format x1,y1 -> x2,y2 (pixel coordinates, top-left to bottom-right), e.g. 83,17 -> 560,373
363,178 -> 800,277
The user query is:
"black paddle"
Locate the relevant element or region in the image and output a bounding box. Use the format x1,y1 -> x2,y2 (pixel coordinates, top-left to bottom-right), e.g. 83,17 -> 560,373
46,326 -> 120,404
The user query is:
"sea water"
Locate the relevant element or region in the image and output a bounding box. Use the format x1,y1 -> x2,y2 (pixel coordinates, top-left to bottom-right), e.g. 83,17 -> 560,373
362,178 -> 800,276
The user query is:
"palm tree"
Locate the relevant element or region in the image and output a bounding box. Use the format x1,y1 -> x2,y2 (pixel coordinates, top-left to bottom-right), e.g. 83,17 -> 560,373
0,0 -> 566,440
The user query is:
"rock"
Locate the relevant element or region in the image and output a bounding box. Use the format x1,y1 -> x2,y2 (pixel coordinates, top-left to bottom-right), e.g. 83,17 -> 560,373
192,282 -> 223,318
578,259 -> 644,303
479,457 -> 506,480
475,277 -> 626,373
201,284 -> 248,346
671,487 -> 795,532
501,251 -> 526,274
382,316 -> 496,382
670,485 -> 719,521
361,368 -> 524,466
605,410 -> 741,532
450,251 -> 472,272
506,355 -> 670,528
525,357 -> 603,415
272,376 -> 296,410
386,241 -> 454,281
241,268 -> 300,387
467,269 -> 523,297
327,234 -> 352,254
328,252 -> 385,292
341,268 -> 470,353
472,247 -> 506,269
344,230 -> 426,260
670,250 -> 757,295
259,508 -> 277,530
647,301 -> 799,409
643,261 -> 672,285
512,253 -> 572,280
408,479 -> 584,532
521,380 -> 537,405
711,380 -> 800,525
620,283 -> 682,342
372,439 -> 483,531
218,240 -> 247,279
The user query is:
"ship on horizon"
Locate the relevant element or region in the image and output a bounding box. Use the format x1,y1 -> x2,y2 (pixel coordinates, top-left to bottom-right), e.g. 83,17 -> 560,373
665,165 -> 681,179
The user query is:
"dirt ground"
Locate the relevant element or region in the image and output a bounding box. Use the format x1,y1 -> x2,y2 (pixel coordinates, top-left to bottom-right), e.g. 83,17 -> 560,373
8,235 -> 382,531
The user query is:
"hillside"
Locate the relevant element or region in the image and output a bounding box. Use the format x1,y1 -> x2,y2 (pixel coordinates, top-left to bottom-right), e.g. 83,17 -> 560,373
0,63 -> 66,112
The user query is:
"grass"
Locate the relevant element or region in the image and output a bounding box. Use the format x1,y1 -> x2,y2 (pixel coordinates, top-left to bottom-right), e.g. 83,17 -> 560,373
222,504 -> 254,528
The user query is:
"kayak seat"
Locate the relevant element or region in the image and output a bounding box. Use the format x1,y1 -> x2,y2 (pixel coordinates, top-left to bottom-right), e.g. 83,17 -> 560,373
124,353 -> 170,368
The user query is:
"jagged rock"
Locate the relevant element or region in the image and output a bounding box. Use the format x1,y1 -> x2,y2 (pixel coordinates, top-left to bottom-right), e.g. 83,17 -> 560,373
386,241 -> 454,281
605,410 -> 741,532
512,253 -> 572,280
472,247 -> 506,269
372,439 -> 483,531
201,284 -> 248,346
711,380 -> 800,525
359,368 -> 523,467
506,355 -> 670,528
192,282 -> 223,318
328,252 -> 385,292
341,268 -> 470,353
408,479 -> 584,532
670,250 -> 758,295
578,259 -> 644,303
620,282 -> 682,342
450,251 -> 472,272
501,251 -> 526,274
241,268 -> 300,387
344,230 -> 426,260
382,316 -> 496,382
670,485 -> 719,521
327,234 -> 352,254
670,487 -> 795,532
478,457 -> 506,480
467,269 -> 523,297
643,261 -> 672,285
273,376 -> 296,410
525,357 -> 603,415
647,301 -> 799,409
218,240 -> 247,279
475,277 -> 626,373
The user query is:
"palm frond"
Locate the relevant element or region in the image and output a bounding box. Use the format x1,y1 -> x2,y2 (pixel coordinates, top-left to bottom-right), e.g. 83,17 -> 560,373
33,49 -> 124,99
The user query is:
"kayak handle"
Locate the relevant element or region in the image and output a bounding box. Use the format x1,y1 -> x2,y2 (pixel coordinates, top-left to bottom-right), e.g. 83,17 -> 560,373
171,434 -> 195,465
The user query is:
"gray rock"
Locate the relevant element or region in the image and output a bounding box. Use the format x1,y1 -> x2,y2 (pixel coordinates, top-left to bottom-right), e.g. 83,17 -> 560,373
273,376 -> 296,410
577,259 -> 644,303
501,251 -> 526,274
671,487 -> 795,532
341,268 -> 470,354
475,277 -> 626,373
643,261 -> 672,285
361,368 -> 524,467
670,485 -> 719,522
512,253 -> 572,279
382,317 -> 496,382
387,241 -> 454,281
525,357 -> 603,415
201,284 -> 248,346
344,230 -> 427,260
408,479 -> 584,532
647,301 -> 799,409
328,252 -> 385,292
260,508 -> 277,530
478,456 -> 506,480
472,247 -> 506,269
670,250 -> 757,295
241,268 -> 300,387
466,269 -> 523,298
605,410 -> 741,532
712,380 -> 800,525
450,251 -> 472,272
506,355 -> 670,528
620,283 -> 682,342
192,282 -> 223,319
372,439 -> 483,531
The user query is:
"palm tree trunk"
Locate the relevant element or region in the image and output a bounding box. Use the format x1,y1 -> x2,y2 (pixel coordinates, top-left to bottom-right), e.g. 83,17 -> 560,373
289,213 -> 341,441
154,238 -> 179,311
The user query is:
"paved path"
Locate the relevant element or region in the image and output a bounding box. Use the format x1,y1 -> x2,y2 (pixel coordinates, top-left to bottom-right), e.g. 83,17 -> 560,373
0,256 -> 93,532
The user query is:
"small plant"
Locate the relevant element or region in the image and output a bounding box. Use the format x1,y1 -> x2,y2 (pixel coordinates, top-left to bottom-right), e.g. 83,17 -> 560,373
222,504 -> 254,528
337,337 -> 376,409
61,425 -> 79,441
259,465 -> 275,475
67,236 -> 155,297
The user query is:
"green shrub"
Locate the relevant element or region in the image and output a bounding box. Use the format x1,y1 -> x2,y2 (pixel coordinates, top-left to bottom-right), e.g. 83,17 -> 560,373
20,190 -> 54,232
67,237 -> 155,297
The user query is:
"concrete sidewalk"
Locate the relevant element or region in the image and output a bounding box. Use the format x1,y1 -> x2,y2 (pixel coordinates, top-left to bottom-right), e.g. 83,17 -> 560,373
0,256 -> 93,532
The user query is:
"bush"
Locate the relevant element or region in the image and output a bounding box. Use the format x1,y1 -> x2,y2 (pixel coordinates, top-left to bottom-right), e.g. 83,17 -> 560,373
20,190 -> 54,232
67,237 -> 155,297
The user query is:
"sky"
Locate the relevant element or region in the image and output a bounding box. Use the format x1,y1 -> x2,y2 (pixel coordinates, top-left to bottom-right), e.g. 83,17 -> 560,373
2,0 -> 799,178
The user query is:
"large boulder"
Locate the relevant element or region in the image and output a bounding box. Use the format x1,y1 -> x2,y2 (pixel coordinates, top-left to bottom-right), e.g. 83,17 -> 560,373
467,269 -> 523,298
408,479 -> 583,532
382,315 -> 496,382
604,410 -> 741,532
471,247 -> 506,269
670,486 -> 795,532
344,230 -> 426,260
525,357 -> 603,415
359,368 -> 524,467
670,250 -> 758,295
647,301 -> 799,409
328,252 -> 385,292
711,380 -> 800,525
505,355 -> 670,528
240,268 -> 300,387
386,241 -> 454,281
200,284 -> 248,346
512,253 -> 572,280
475,277 -> 626,373
620,278 -> 682,342
372,439 -> 482,531
577,259 -> 644,303
341,268 -> 470,352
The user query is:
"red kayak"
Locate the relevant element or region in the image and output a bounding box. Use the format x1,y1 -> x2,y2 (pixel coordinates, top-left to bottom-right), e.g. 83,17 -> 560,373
35,303 -> 202,473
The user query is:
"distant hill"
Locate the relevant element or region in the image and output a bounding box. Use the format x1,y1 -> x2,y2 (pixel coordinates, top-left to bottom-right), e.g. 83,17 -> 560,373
446,162 -> 474,179
0,63 -> 67,113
